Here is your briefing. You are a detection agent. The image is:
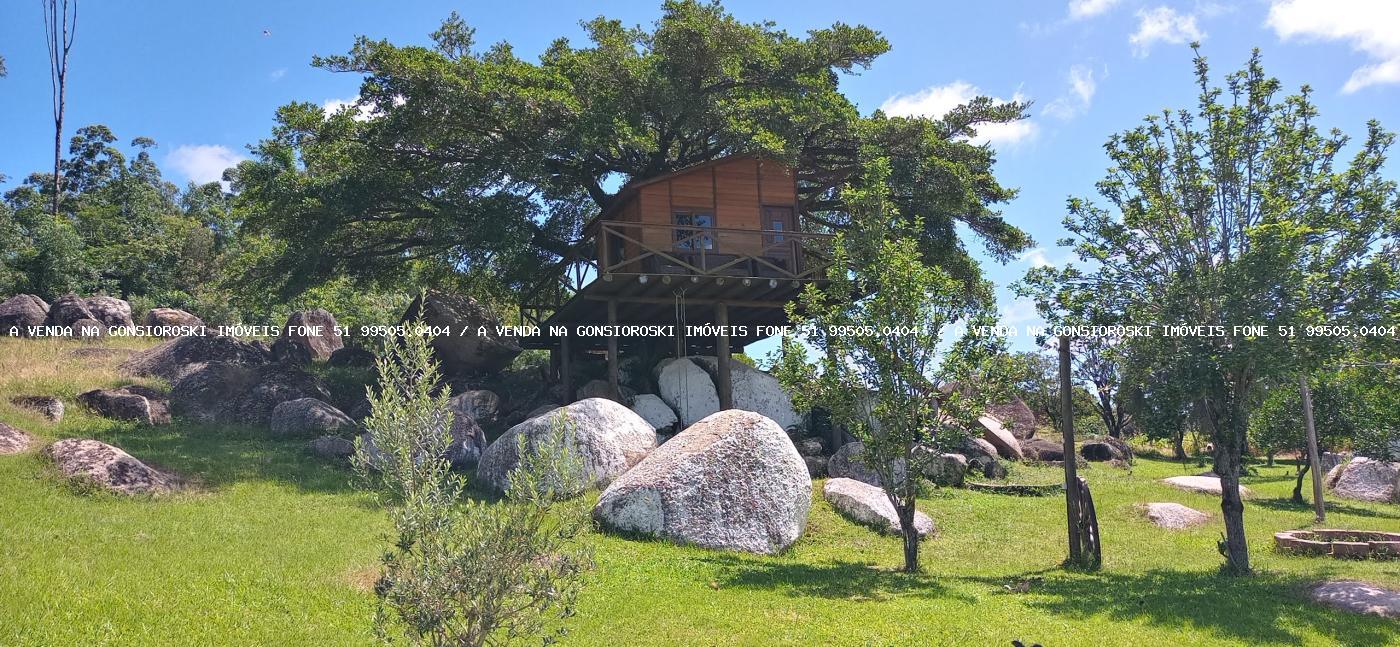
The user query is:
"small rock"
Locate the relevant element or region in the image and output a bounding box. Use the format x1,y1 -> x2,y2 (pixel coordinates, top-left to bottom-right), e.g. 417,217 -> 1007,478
1310,581 -> 1400,619
270,398 -> 356,437
919,451 -> 967,488
1020,437 -> 1065,462
1162,475 -> 1253,498
797,437 -> 825,457
630,393 -> 678,434
10,395 -> 64,422
77,387 -> 170,425
0,422 -> 35,454
804,455 -> 828,478
958,436 -> 1006,479
270,338 -> 313,365
1140,502 -> 1209,529
823,477 -> 934,537
71,318 -> 108,339
449,389 -> 502,427
274,309 -> 344,361
327,346 -> 376,368
142,308 -> 205,334
577,379 -> 636,405
308,435 -> 356,460
44,438 -> 175,495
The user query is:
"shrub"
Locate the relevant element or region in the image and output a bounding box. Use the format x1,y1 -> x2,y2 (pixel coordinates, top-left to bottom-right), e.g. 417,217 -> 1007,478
352,324 -> 592,646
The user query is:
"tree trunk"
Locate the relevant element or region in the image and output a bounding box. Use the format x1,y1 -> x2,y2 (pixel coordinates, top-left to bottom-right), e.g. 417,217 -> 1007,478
1292,461 -> 1310,504
896,501 -> 919,573
1210,400 -> 1251,576
1265,451 -> 1275,468
1172,431 -> 1186,460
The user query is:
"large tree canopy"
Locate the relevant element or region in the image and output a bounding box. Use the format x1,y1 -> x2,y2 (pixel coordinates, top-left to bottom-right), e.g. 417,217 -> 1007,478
233,0 -> 1032,300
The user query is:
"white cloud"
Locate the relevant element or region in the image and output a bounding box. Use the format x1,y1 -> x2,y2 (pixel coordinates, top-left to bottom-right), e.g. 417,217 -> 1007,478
880,81 -> 1037,147
1000,297 -> 1043,326
1068,0 -> 1120,20
167,144 -> 245,185
1266,0 -> 1400,93
1043,64 -> 1098,119
269,68 -> 287,81
321,96 -> 376,122
1130,6 -> 1205,57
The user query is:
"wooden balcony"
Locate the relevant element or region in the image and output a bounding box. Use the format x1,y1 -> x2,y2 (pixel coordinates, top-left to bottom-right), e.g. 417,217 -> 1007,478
519,222 -> 835,347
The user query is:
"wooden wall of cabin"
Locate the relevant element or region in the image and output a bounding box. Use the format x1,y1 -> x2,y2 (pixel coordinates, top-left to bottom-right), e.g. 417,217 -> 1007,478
626,158 -> 797,261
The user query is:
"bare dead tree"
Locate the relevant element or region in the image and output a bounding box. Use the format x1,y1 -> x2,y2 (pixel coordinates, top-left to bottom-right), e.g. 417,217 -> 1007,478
43,0 -> 77,218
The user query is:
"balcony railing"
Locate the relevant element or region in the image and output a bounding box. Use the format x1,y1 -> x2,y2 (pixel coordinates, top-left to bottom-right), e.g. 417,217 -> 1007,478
519,221 -> 835,328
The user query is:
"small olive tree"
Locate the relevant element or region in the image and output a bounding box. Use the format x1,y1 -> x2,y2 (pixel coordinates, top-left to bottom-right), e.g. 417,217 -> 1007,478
775,160 -> 1009,573
353,323 -> 592,646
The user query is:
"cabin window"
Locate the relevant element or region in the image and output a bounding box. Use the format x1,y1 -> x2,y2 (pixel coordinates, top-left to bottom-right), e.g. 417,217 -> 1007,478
763,206 -> 793,250
673,211 -> 715,250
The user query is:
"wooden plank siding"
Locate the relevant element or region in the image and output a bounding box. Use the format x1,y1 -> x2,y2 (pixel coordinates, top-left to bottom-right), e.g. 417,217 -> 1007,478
606,157 -> 798,268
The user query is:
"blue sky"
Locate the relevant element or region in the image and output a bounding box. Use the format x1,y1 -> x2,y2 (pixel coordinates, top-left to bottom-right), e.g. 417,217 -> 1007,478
1,1 -> 1396,354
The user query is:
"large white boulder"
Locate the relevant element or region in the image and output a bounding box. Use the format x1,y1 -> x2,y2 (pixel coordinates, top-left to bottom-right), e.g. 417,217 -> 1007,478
1327,457 -> 1400,503
654,358 -> 721,427
475,398 -> 655,496
978,415 -> 1023,461
630,394 -> 679,434
823,477 -> 934,537
690,356 -> 802,430
593,410 -> 811,555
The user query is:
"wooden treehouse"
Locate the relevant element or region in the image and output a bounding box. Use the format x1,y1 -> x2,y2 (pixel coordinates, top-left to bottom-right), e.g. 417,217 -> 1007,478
519,155 -> 835,408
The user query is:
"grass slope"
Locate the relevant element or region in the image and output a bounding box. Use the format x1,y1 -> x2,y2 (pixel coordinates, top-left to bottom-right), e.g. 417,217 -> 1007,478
1,338 -> 1397,645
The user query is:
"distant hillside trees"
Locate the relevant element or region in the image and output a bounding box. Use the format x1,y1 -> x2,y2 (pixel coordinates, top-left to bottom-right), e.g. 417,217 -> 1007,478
0,125 -> 239,320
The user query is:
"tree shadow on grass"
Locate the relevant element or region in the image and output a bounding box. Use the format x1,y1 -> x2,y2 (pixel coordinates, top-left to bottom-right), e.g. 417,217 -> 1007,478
698,554 -> 971,603
83,420 -> 361,496
975,568 -> 1398,646
1249,496 -> 1400,521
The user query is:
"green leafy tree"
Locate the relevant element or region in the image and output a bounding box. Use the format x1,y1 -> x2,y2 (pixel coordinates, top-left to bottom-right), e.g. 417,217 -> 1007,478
1250,372 -> 1357,500
775,161 -> 1009,573
1021,48 -> 1398,575
353,323 -> 591,646
233,1 -> 1031,301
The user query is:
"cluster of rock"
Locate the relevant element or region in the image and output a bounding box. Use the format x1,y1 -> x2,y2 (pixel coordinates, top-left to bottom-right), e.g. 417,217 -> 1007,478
0,293 -> 143,337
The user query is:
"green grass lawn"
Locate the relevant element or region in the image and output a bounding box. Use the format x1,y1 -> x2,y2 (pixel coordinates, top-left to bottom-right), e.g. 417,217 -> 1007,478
2,338 -> 1397,645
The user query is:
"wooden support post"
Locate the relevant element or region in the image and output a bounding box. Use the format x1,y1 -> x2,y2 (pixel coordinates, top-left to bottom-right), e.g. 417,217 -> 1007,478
560,334 -> 574,404
715,302 -> 733,410
549,347 -> 561,384
1059,335 -> 1082,565
1300,373 -> 1326,523
607,300 -> 620,401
